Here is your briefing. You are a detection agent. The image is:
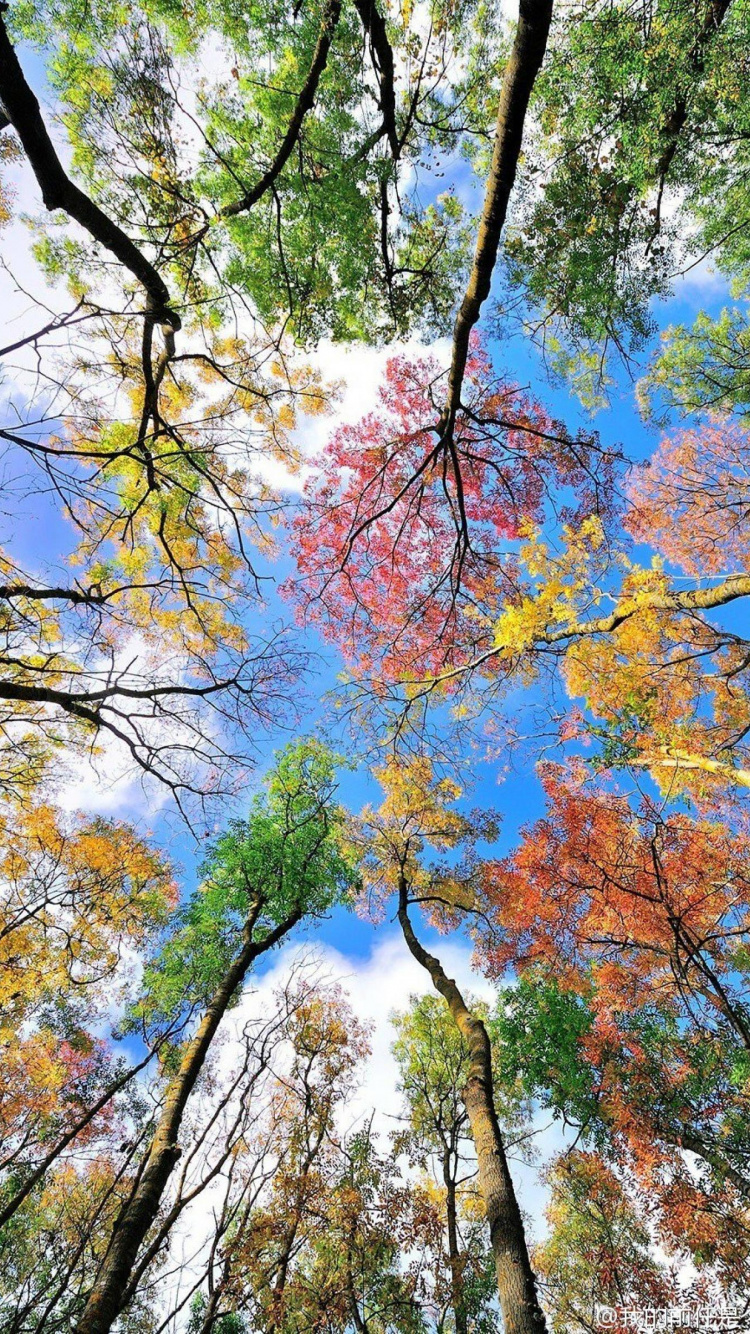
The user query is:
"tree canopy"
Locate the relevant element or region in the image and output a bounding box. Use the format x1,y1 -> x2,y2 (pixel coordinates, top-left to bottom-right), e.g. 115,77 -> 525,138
4,0 -> 750,1327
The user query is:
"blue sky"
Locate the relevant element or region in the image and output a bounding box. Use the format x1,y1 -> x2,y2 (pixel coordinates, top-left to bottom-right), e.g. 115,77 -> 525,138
1,128 -> 735,932
61,288 -> 717,1059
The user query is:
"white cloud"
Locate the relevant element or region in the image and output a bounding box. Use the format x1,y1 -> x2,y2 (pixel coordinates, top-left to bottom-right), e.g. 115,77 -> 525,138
227,931 -> 489,1123
53,737 -> 171,821
284,336 -> 452,489
670,255 -> 731,305
221,931 -> 562,1242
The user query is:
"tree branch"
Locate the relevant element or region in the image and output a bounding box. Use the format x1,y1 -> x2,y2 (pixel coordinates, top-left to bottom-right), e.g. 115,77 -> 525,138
0,10 -> 179,333
653,0 -> 733,184
351,0 -> 400,159
414,572 -> 750,689
628,747 -> 750,791
215,0 -> 342,223
439,0 -> 553,439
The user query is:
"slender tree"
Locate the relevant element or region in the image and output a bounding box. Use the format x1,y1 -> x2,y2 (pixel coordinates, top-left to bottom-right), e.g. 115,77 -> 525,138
392,994 -> 503,1334
74,740 -> 357,1334
351,755 -> 547,1334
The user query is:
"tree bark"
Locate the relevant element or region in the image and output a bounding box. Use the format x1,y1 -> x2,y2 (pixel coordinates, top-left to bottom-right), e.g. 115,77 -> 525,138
351,0 -> 400,159
346,1238 -> 370,1334
75,906 -> 301,1334
631,748 -> 750,793
440,0 -> 553,437
397,881 -> 547,1334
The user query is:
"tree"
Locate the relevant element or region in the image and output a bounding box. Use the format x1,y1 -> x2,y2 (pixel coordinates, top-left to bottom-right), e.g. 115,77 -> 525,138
0,804 -> 174,1020
68,738 -> 357,1334
171,993 -> 425,1334
392,994 -> 505,1334
534,1152 -> 679,1333
492,971 -> 750,1278
497,0 -> 748,405
0,1155 -> 159,1334
642,308 -> 750,423
481,775 -> 750,1293
0,808 -> 176,1232
482,768 -> 750,1049
0,970 -> 314,1334
228,986 -> 370,1334
291,1124 -> 427,1334
291,370 -> 750,819
286,339 -> 616,681
626,418 -> 750,581
0,16 -> 323,807
351,754 -> 548,1334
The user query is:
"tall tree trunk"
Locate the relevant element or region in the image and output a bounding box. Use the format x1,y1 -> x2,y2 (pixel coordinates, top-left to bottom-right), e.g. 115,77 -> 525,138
75,906 -> 301,1334
441,0 -> 553,435
397,881 -> 547,1334
267,1118 -> 328,1333
267,1212 -> 300,1333
442,1147 -> 468,1334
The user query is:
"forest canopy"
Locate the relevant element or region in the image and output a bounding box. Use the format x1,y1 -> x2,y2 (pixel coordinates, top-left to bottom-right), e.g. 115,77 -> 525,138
2,0 -> 750,1331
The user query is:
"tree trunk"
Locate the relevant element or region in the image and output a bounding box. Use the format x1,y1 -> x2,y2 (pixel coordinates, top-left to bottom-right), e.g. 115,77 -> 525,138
0,12 -> 178,331
443,1148 -> 468,1334
268,1219 -> 297,1334
75,907 -> 301,1334
398,882 -> 547,1334
267,1117 -> 329,1333
346,1240 -> 370,1334
441,0 -> 553,434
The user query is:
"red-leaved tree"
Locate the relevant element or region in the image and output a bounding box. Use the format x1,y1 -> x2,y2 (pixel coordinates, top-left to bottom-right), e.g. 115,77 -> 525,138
285,340 -> 616,680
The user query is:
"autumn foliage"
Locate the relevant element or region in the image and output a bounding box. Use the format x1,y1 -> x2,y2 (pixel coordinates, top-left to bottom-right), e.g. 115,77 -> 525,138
481,766 -> 750,1020
7,0 -> 750,1322
627,417 -> 750,576
286,340 -> 615,678
483,768 -> 750,1291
